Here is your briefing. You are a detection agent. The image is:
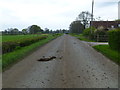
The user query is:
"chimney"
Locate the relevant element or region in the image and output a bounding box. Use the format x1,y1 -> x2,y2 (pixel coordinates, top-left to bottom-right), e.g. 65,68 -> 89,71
118,1 -> 120,19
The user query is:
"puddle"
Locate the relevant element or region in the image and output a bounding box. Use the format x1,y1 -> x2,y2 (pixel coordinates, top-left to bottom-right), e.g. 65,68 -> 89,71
37,56 -> 56,61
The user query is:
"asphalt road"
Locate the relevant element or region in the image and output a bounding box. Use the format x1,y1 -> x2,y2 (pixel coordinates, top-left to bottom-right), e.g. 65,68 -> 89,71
3,34 -> 118,88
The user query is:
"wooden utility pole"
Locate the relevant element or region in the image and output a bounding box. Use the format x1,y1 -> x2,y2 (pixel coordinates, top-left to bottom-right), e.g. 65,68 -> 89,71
91,0 -> 94,34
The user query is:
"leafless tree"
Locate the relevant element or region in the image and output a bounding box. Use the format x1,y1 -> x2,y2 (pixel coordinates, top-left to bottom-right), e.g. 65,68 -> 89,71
76,11 -> 93,29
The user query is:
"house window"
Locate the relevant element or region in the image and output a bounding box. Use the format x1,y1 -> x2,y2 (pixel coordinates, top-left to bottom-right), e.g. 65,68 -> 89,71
118,24 -> 120,27
111,25 -> 114,28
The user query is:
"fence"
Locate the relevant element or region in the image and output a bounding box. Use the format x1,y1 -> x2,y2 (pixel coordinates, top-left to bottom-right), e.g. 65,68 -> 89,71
94,35 -> 108,42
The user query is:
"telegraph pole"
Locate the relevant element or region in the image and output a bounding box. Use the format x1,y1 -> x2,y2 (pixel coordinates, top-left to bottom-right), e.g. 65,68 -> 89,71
91,0 -> 94,34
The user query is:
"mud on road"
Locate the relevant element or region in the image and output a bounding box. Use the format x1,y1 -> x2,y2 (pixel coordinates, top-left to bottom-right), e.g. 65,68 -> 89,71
3,34 -> 118,88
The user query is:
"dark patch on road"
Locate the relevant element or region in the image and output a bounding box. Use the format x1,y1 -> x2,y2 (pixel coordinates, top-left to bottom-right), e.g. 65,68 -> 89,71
92,75 -> 95,77
41,81 -> 44,84
59,56 -> 63,59
37,56 -> 56,61
104,73 -> 106,75
61,73 -> 63,75
56,50 -> 59,53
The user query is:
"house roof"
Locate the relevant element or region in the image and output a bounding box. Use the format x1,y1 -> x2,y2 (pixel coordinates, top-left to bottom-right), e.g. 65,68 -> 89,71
90,21 -> 120,29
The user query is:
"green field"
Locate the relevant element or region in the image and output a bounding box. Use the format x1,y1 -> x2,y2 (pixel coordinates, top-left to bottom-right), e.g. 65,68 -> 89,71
2,34 -> 48,42
0,35 -> 2,42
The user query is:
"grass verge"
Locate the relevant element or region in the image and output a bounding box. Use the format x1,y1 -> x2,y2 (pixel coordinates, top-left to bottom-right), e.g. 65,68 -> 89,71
2,34 -> 61,70
70,34 -> 95,42
93,45 -> 120,65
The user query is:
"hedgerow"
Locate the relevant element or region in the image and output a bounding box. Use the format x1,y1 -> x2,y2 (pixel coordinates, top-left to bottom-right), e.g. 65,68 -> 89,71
2,35 -> 47,54
83,27 -> 95,40
108,29 -> 120,52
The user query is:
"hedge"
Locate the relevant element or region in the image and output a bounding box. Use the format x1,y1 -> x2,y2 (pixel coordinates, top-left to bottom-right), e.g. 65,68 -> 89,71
2,36 -> 47,54
83,27 -> 95,40
108,29 -> 120,52
2,42 -> 19,54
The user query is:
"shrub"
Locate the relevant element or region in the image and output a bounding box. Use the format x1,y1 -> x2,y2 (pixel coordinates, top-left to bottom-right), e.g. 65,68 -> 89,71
108,29 -> 120,52
94,26 -> 107,35
94,26 -> 108,42
2,42 -> 18,54
52,33 -> 62,37
83,27 -> 95,39
19,36 -> 47,47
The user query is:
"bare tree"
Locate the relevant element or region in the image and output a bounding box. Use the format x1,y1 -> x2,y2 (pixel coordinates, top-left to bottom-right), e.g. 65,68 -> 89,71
76,11 -> 93,29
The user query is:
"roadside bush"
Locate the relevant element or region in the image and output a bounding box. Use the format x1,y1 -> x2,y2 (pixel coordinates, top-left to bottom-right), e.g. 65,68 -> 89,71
52,33 -> 62,37
94,26 -> 108,42
2,42 -> 18,54
94,26 -> 107,35
2,36 -> 47,54
108,29 -> 120,52
83,27 -> 95,39
19,36 -> 47,47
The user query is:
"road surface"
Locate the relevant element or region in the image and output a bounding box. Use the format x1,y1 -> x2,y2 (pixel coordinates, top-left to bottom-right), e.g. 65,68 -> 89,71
3,34 -> 118,88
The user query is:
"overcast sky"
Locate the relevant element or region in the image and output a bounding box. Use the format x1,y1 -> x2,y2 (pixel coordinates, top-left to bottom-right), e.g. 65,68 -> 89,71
0,0 -> 119,31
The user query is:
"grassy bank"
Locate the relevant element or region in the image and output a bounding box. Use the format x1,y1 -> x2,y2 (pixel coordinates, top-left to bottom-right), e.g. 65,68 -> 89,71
2,34 -> 61,70
93,45 -> 120,65
70,34 -> 95,42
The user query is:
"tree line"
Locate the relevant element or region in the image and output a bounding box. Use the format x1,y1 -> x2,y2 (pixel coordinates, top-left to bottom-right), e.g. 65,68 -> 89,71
2,25 -> 68,35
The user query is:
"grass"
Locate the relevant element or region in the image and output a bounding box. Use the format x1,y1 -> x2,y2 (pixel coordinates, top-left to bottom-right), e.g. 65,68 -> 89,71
93,45 -> 120,65
70,34 -> 95,42
2,34 -> 47,42
0,56 -> 2,72
2,34 -> 60,70
0,35 -> 2,42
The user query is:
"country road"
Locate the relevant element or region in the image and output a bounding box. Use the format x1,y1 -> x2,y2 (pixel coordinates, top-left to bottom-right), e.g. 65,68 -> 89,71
3,34 -> 118,88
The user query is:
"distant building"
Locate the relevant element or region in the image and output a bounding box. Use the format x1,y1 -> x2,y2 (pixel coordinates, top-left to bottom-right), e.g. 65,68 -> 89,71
90,21 -> 120,30
118,1 -> 120,19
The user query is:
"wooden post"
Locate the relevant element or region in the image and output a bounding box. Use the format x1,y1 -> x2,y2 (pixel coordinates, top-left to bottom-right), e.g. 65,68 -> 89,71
91,0 -> 94,34
97,34 -> 99,42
